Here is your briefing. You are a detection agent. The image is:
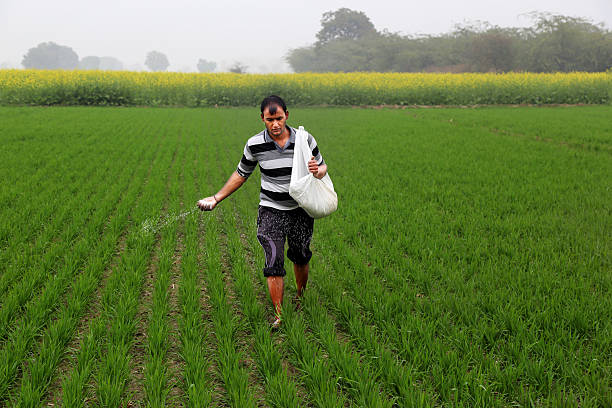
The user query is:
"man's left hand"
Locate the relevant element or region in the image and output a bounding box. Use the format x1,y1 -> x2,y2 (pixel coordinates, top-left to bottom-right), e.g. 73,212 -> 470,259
308,156 -> 322,179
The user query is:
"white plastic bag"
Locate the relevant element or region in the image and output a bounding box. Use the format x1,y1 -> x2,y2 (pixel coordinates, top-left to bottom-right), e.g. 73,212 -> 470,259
289,126 -> 338,219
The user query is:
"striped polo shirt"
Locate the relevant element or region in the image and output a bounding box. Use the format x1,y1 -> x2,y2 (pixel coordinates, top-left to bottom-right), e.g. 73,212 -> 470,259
237,126 -> 325,211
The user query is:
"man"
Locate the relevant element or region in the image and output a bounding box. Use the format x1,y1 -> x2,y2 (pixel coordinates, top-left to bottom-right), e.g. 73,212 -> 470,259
197,95 -> 327,328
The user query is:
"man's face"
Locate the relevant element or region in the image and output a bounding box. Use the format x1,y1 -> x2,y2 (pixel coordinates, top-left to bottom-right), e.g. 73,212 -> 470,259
261,105 -> 289,138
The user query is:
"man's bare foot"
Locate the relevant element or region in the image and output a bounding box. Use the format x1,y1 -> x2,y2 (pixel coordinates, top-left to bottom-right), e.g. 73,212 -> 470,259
271,317 -> 282,330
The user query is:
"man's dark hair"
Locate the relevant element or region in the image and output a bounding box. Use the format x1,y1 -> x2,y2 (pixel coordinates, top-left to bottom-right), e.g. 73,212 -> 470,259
260,95 -> 288,115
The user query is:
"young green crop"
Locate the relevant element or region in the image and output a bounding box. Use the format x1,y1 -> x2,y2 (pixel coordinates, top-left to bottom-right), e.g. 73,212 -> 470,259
0,156 -> 145,404
16,176 -> 141,406
205,106 -> 611,407
0,106 -> 609,407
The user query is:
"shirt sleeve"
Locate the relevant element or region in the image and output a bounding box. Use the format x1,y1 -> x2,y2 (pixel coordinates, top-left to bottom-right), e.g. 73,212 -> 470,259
236,142 -> 257,178
307,133 -> 325,166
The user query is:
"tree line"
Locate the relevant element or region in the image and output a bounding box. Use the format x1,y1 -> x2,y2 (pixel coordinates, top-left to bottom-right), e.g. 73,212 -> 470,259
19,44 -> 222,73
14,10 -> 612,74
286,9 -> 612,73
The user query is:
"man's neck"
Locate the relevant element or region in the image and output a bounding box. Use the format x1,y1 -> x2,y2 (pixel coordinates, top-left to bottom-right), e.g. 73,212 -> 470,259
269,126 -> 290,145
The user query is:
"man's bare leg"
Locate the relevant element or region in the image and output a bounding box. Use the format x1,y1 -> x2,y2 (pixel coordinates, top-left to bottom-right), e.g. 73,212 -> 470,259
294,263 -> 309,298
267,276 -> 284,318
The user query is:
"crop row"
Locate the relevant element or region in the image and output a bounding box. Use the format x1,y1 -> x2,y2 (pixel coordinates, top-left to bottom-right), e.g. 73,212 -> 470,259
1,69 -> 611,107
141,133 -> 184,406
179,136 -> 216,407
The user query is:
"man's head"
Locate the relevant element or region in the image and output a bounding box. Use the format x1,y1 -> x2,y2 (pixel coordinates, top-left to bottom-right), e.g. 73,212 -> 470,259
261,95 -> 289,138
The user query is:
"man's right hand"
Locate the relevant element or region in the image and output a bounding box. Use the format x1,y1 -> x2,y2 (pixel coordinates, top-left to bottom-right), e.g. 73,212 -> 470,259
197,196 -> 218,211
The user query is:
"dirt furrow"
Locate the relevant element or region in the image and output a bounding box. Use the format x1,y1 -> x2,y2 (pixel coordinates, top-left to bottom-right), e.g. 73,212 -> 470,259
165,227 -> 185,405
124,239 -> 162,406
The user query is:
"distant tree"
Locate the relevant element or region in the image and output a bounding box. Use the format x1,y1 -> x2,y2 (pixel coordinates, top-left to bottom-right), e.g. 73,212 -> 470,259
197,58 -> 217,72
525,13 -> 612,72
22,42 -> 79,69
99,56 -> 124,71
229,62 -> 248,73
470,31 -> 515,72
287,8 -> 380,72
145,51 -> 169,72
286,47 -> 318,72
316,8 -> 378,45
310,39 -> 375,72
79,56 -> 100,70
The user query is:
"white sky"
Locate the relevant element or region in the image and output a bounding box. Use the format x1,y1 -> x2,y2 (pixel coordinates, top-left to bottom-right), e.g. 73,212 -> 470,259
1,0 -> 611,72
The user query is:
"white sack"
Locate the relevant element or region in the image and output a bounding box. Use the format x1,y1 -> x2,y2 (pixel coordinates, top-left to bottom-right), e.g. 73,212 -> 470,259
289,126 -> 338,219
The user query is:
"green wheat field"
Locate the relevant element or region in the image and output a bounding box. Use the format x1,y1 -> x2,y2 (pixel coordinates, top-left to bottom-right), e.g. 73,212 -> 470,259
0,106 -> 610,407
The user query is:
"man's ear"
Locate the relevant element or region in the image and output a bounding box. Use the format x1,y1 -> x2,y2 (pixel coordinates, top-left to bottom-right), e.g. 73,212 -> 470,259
285,110 -> 289,119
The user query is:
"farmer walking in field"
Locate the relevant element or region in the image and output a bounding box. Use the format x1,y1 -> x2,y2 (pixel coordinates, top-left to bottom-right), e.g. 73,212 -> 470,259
197,95 -> 328,329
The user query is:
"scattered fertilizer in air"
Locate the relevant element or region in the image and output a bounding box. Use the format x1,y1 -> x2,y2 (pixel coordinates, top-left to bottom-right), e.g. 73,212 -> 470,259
140,207 -> 199,236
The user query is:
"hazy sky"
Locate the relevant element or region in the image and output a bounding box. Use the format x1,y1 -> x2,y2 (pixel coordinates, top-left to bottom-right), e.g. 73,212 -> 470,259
2,0 -> 611,72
